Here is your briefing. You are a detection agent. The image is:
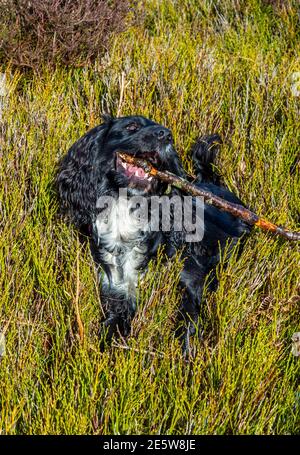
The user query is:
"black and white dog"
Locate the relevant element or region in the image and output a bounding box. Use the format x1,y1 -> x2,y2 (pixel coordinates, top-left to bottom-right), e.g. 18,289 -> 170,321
57,115 -> 250,352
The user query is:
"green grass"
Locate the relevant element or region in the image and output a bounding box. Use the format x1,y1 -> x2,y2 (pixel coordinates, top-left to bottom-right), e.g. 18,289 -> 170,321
0,0 -> 300,434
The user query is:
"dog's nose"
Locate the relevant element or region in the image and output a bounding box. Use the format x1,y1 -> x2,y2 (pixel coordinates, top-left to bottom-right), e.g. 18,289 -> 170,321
153,127 -> 173,143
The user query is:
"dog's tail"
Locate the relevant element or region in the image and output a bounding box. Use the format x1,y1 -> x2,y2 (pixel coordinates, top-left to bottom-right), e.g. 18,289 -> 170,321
191,134 -> 222,184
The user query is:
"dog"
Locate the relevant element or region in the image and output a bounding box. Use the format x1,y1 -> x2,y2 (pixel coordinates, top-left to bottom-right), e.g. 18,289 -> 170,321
57,114 -> 251,353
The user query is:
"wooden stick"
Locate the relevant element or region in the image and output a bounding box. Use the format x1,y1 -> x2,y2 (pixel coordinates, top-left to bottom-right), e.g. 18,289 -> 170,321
119,153 -> 300,241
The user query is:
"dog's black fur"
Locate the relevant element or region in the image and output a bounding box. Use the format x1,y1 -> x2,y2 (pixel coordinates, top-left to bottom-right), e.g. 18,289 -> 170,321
57,115 -> 251,352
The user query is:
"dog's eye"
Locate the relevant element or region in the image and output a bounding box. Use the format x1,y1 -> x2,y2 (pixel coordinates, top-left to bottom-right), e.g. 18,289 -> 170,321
126,122 -> 140,132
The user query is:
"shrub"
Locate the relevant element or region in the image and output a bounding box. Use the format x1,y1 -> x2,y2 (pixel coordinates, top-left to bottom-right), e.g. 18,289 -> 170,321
0,0 -> 137,69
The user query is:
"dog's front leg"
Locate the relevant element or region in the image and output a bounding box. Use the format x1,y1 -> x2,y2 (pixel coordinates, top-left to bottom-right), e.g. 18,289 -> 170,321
176,265 -> 205,357
99,290 -> 136,349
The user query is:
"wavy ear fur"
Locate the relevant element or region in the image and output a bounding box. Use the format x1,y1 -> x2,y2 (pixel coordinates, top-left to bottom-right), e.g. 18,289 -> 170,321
57,120 -> 112,229
191,134 -> 222,184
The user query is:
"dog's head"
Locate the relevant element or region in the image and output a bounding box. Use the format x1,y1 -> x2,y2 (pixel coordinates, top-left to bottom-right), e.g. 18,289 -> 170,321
104,114 -> 184,192
57,115 -> 185,227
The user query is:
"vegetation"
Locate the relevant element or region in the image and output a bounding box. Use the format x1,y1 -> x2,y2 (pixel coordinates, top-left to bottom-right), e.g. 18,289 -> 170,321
0,0 -> 299,434
0,0 -> 135,69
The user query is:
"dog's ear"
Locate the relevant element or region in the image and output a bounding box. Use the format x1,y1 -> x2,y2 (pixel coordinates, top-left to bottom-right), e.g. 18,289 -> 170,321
191,134 -> 222,184
101,112 -> 114,123
56,121 -> 111,229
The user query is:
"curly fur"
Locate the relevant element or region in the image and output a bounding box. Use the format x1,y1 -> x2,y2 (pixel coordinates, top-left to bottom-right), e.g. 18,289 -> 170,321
57,114 -> 251,353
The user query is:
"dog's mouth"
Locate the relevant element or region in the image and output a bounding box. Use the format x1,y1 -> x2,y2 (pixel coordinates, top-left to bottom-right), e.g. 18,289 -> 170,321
116,152 -> 160,188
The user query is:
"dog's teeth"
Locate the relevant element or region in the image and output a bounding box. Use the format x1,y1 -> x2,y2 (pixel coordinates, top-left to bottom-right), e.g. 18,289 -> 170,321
148,176 -> 153,181
123,162 -> 127,169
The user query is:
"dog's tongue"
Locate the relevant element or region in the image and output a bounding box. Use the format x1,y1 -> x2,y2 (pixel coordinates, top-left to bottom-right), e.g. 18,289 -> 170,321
125,164 -> 146,178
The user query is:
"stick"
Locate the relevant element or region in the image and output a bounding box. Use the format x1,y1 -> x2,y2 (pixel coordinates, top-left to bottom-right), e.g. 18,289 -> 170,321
119,153 -> 300,241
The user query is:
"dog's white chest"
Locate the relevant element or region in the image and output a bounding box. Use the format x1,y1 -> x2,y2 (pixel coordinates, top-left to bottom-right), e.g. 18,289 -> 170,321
94,198 -> 149,298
